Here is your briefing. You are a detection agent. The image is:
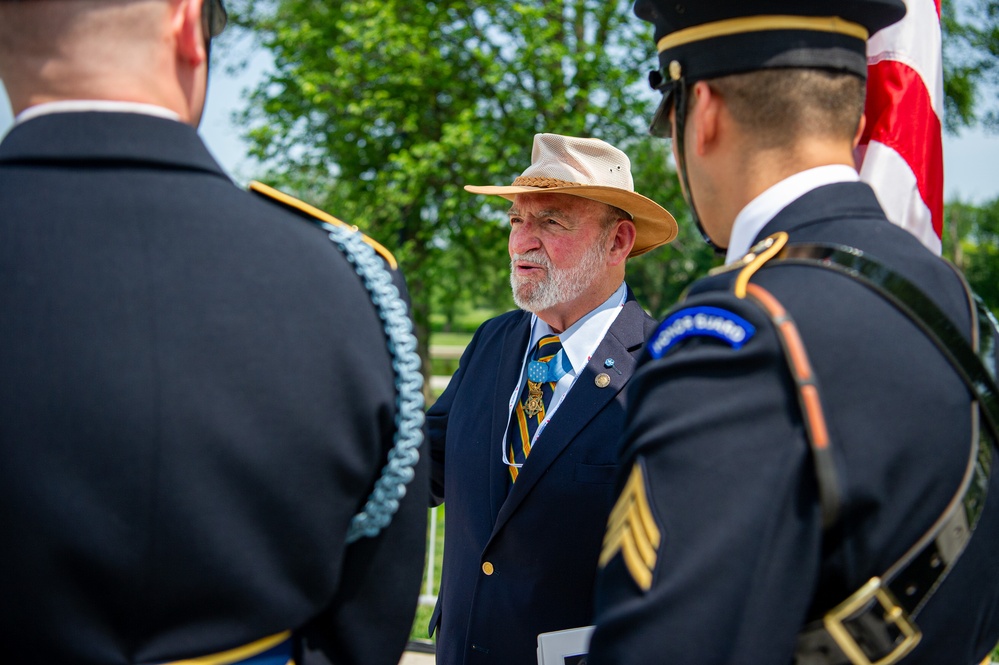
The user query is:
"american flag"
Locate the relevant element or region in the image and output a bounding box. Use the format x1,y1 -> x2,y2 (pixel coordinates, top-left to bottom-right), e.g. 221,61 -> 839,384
855,0 -> 945,254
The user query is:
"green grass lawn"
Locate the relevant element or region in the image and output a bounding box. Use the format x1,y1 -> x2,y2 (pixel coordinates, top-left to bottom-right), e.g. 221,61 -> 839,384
430,331 -> 474,347
430,305 -> 510,336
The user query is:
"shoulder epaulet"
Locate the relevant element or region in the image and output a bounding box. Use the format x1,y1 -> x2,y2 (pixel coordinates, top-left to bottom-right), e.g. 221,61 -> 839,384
707,231 -> 789,298
248,180 -> 398,270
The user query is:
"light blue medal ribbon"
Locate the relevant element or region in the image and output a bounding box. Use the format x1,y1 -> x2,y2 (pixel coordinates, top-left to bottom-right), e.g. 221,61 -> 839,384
527,349 -> 572,384
522,349 -> 571,419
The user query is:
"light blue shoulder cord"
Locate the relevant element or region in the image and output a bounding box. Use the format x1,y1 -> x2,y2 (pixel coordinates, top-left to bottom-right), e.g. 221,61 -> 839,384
321,223 -> 425,543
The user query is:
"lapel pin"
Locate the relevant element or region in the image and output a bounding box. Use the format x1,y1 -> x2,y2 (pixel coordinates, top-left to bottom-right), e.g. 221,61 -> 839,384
604,358 -> 622,375
595,373 -> 611,388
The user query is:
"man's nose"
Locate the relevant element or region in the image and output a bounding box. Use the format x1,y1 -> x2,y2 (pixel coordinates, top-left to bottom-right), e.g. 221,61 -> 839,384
509,221 -> 541,255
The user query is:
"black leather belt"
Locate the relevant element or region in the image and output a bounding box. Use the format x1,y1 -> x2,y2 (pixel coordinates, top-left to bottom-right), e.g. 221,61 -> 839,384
763,242 -> 999,665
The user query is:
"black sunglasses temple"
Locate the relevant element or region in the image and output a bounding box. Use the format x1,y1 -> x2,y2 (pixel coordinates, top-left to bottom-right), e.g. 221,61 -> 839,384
203,0 -> 228,38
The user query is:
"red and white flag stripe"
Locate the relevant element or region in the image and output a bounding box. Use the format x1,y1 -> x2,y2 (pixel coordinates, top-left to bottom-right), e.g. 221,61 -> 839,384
855,0 -> 944,254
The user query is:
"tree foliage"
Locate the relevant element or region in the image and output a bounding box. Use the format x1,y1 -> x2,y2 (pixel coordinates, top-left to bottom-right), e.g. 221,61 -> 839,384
623,138 -> 721,318
228,0 -> 690,381
943,195 -> 999,314
226,0 -> 998,378
942,0 -> 999,132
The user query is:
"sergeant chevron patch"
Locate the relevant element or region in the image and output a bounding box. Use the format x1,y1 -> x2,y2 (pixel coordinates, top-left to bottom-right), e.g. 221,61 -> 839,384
599,463 -> 661,591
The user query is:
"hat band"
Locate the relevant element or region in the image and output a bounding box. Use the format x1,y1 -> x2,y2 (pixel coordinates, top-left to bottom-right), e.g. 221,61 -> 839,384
512,176 -> 581,188
656,15 -> 868,53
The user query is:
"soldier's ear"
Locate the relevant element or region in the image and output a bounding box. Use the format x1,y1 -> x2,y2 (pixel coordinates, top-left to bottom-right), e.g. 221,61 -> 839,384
853,113 -> 867,150
690,81 -> 719,158
172,0 -> 207,67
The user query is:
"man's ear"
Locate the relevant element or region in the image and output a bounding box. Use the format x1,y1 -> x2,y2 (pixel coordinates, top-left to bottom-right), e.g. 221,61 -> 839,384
173,0 -> 207,66
690,81 -> 719,157
607,219 -> 637,266
853,113 -> 867,149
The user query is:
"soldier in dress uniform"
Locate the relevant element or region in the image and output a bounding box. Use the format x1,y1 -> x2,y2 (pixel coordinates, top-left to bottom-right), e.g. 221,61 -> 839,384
0,1 -> 426,663
589,1 -> 999,664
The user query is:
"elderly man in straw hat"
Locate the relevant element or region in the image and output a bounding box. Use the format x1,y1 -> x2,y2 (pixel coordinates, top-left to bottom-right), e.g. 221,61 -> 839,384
426,132 -> 677,665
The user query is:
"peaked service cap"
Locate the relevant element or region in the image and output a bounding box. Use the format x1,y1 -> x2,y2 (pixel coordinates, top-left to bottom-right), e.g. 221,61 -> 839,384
464,133 -> 678,257
634,0 -> 907,85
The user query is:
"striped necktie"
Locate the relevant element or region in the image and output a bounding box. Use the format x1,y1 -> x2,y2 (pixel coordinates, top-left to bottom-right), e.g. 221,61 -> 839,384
508,334 -> 564,483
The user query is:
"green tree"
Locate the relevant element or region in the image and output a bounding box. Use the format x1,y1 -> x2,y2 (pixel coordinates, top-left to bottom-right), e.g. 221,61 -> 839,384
228,0 -> 687,387
943,196 -> 999,315
623,136 -> 720,318
942,0 -> 999,132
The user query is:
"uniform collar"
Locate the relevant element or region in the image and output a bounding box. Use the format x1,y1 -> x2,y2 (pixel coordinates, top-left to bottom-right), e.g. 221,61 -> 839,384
725,164 -> 859,264
0,109 -> 227,181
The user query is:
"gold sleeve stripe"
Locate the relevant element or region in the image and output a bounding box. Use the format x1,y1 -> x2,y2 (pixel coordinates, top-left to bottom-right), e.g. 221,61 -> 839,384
657,15 -> 868,53
248,181 -> 397,270
599,464 -> 662,591
160,630 -> 292,665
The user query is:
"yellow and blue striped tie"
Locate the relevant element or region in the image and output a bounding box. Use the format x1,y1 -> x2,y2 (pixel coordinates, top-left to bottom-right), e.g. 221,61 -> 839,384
508,334 -> 563,483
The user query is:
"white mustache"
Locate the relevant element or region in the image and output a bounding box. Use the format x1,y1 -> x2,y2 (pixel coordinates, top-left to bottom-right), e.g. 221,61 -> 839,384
511,251 -> 551,270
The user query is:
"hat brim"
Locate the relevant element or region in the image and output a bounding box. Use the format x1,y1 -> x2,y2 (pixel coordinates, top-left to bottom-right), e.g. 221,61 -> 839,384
463,184 -> 678,257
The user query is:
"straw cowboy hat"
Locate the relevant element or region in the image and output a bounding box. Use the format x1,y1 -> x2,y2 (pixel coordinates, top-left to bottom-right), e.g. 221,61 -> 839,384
464,133 -> 678,257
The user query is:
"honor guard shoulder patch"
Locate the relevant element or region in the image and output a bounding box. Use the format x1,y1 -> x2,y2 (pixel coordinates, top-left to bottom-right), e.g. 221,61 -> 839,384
248,180 -> 397,269
599,463 -> 661,591
648,306 -> 755,359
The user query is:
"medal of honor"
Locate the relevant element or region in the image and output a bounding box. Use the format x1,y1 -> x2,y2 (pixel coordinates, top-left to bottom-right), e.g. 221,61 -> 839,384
524,381 -> 545,418
523,360 -> 550,419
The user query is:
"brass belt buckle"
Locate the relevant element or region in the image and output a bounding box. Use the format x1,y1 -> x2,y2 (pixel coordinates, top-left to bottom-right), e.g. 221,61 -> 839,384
823,577 -> 922,665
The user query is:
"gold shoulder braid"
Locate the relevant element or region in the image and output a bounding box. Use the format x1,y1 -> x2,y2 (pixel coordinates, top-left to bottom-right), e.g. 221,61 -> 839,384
707,231 -> 789,288
248,181 -> 397,269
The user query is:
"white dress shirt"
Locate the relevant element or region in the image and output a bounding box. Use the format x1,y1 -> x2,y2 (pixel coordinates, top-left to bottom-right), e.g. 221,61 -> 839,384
503,282 -> 628,464
15,100 -> 181,125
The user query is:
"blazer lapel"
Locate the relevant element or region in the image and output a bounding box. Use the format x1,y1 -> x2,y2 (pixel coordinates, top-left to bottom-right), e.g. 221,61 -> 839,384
491,298 -> 650,533
487,314 -> 532,522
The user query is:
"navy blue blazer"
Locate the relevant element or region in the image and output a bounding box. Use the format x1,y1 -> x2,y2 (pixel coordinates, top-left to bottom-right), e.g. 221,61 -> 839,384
428,295 -> 657,665
590,182 -> 999,664
0,112 -> 427,665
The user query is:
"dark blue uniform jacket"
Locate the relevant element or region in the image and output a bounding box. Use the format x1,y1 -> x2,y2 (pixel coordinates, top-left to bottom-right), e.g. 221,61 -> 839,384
590,181 -> 999,664
0,111 -> 427,665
